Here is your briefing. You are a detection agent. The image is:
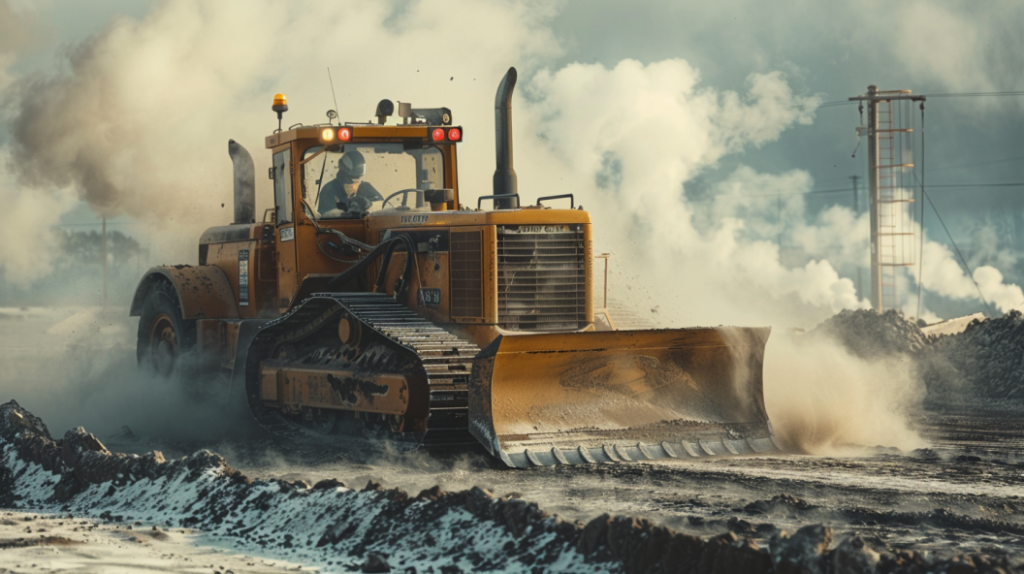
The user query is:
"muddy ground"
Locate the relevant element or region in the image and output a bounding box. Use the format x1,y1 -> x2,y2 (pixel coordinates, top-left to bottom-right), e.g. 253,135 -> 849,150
1,306 -> 1023,572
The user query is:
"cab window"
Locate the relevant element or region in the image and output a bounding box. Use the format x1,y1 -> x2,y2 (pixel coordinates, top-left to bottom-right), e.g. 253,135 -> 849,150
272,150 -> 293,224
302,143 -> 445,219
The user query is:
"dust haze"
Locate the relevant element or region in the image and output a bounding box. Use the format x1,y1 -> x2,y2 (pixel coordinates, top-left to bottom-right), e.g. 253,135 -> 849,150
1,0 -> 1020,452
0,306 -> 255,443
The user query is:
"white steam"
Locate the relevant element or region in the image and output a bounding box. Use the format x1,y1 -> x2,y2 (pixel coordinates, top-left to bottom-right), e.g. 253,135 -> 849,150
3,0 -> 560,271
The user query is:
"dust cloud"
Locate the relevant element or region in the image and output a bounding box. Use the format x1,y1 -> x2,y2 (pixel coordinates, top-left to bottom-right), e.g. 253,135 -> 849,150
0,306 -> 256,443
763,333 -> 926,454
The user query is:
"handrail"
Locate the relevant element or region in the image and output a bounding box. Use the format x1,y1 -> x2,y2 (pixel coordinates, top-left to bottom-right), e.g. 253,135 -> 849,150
536,194 -> 574,209
477,194 -> 521,210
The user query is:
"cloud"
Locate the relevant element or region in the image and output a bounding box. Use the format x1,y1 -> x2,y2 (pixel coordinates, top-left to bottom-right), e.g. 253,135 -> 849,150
1,0 -> 561,267
0,151 -> 74,286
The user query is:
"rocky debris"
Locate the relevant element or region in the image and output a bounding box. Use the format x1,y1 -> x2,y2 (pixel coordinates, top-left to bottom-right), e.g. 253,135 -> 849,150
743,493 -> 814,516
771,524 -> 832,574
361,551 -> 391,573
832,535 -> 879,574
1,400 -> 1021,574
878,550 -> 1018,574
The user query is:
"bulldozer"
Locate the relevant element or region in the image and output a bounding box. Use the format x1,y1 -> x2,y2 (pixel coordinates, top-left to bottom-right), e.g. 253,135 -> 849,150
130,68 -> 777,467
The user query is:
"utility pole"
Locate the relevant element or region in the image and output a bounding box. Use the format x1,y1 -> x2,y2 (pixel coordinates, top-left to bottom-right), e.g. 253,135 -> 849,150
849,86 -> 925,312
102,217 -> 108,308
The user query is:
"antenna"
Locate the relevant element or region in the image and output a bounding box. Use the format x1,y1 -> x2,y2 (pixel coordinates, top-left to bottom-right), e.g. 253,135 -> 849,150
327,67 -> 340,125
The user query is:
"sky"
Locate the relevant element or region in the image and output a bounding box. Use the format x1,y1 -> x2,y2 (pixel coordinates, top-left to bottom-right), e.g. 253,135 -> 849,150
0,0 -> 1022,324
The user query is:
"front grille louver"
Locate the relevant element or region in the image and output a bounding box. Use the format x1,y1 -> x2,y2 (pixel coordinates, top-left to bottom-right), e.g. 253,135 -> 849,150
497,227 -> 586,331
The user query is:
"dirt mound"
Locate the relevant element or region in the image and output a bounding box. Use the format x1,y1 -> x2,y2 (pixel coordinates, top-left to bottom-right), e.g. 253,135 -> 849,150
809,309 -> 930,359
810,309 -> 1024,408
2,400 -> 1020,573
928,310 -> 1024,402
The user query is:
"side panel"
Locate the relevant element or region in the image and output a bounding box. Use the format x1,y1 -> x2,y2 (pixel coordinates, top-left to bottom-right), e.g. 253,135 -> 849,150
205,240 -> 267,319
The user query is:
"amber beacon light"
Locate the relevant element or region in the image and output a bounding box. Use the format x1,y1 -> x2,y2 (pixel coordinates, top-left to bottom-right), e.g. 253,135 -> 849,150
272,93 -> 288,131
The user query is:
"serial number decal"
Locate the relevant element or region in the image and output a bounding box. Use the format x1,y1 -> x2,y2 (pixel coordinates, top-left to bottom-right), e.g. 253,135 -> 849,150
506,225 -> 572,234
417,288 -> 442,307
238,250 -> 250,307
280,227 -> 295,242
400,215 -> 430,224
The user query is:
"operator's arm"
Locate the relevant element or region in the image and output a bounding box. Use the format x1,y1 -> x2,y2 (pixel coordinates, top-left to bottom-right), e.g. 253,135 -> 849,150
358,181 -> 383,202
317,180 -> 343,213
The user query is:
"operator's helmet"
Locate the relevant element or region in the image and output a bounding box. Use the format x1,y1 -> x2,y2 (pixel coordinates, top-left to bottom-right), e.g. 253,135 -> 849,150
338,150 -> 367,179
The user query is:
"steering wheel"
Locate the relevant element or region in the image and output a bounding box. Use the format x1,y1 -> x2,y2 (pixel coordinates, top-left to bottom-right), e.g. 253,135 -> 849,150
381,189 -> 423,211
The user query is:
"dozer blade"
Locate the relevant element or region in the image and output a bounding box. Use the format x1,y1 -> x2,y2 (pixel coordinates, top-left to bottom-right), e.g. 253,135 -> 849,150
468,327 -> 777,467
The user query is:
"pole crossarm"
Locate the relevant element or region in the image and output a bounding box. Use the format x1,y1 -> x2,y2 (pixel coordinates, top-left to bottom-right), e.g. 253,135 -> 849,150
849,94 -> 926,103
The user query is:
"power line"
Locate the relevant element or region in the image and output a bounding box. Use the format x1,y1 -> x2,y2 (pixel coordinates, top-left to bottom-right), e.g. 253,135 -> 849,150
924,91 -> 1024,98
816,91 -> 1024,110
927,154 -> 1024,172
702,181 -> 1024,202
925,182 -> 1024,189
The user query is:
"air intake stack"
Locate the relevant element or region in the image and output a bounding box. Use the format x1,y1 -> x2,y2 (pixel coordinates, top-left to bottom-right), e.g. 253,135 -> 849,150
492,67 -> 518,209
228,139 -> 256,224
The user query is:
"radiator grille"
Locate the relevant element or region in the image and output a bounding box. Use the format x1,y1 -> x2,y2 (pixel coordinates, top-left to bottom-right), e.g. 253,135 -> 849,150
450,231 -> 483,318
497,226 -> 586,331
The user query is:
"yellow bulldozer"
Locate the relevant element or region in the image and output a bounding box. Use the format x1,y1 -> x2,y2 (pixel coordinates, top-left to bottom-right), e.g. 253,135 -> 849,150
130,68 -> 776,467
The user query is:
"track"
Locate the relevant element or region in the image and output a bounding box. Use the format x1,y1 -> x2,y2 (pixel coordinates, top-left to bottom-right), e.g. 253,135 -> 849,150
243,292 -> 480,447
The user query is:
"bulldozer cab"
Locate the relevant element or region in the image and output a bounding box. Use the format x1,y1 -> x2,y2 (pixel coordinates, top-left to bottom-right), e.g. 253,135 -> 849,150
267,124 -> 462,221
265,123 -> 463,311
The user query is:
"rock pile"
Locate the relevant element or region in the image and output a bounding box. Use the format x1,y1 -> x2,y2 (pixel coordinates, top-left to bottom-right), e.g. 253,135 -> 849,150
809,309 -> 930,359
928,310 -> 1024,401
809,309 -> 1024,406
2,400 -> 1019,573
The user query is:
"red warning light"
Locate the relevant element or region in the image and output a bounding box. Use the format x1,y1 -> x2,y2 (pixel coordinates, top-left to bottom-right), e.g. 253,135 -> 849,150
338,127 -> 352,142
447,128 -> 462,142
431,128 -> 445,142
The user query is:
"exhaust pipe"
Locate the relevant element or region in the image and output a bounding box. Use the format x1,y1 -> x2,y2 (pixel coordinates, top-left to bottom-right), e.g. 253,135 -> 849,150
229,139 -> 256,224
492,67 -> 518,209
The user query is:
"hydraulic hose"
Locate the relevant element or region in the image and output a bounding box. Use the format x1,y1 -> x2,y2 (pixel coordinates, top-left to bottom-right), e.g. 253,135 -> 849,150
325,233 -> 416,298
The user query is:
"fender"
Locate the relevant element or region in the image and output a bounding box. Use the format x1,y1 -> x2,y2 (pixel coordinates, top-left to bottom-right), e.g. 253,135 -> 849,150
130,265 -> 239,320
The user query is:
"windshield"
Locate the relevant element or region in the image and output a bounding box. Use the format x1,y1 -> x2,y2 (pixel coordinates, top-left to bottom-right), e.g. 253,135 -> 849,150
302,143 -> 445,219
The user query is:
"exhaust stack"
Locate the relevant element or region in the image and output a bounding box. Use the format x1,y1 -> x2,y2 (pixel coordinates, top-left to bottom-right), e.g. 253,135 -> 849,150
492,67 -> 518,209
229,139 -> 255,224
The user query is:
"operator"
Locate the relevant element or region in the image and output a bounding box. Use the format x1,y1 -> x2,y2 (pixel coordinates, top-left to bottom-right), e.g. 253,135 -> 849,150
317,150 -> 383,214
